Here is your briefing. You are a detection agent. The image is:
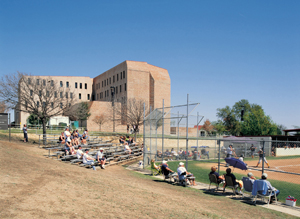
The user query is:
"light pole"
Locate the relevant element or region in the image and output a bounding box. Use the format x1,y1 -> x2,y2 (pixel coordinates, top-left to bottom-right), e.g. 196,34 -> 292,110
110,86 -> 116,132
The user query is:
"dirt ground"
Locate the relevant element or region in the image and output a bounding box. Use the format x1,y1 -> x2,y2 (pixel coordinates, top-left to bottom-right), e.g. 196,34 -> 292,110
197,158 -> 300,184
0,140 -> 296,219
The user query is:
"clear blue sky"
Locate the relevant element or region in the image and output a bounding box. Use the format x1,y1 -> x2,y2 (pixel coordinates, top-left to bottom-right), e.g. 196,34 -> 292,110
1,0 -> 299,128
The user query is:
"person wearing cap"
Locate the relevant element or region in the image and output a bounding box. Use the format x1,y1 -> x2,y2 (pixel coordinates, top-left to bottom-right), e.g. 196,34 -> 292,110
247,172 -> 256,184
96,148 -> 106,169
177,162 -> 196,186
76,145 -> 84,159
210,166 -> 224,184
83,149 -> 96,171
255,148 -> 270,168
261,173 -> 280,203
65,138 -> 76,155
161,161 -> 174,177
250,144 -> 256,159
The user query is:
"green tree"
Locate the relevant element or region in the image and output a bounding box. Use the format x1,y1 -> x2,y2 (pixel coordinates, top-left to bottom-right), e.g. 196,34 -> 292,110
216,99 -> 279,136
76,102 -> 91,127
27,114 -> 42,125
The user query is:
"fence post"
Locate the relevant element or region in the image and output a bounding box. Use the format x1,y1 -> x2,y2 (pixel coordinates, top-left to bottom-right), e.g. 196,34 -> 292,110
218,139 -> 220,175
186,94 -> 189,171
143,102 -> 146,169
162,99 -> 164,161
149,106 -> 152,161
262,140 -> 265,174
177,111 -> 179,160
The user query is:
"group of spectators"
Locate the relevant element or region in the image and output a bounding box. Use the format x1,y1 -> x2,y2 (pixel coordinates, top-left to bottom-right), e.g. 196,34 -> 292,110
210,166 -> 279,203
60,127 -> 89,155
75,146 -> 106,170
151,159 -> 196,186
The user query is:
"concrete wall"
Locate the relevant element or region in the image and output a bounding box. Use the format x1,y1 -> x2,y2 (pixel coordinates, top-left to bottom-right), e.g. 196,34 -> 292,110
276,148 -> 300,156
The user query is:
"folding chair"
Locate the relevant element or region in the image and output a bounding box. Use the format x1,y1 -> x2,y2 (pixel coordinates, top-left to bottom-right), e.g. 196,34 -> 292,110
252,180 -> 277,207
242,177 -> 253,200
208,174 -> 219,190
223,175 -> 237,195
150,161 -> 161,176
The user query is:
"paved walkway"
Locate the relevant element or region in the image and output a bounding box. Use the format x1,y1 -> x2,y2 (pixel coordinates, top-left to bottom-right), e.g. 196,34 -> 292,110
127,164 -> 300,218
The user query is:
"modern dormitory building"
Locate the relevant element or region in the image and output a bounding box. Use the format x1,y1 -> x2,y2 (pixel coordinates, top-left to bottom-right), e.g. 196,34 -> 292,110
15,60 -> 171,132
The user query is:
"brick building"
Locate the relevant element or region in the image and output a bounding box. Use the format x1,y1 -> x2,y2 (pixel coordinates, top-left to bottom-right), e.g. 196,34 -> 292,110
16,60 -> 171,131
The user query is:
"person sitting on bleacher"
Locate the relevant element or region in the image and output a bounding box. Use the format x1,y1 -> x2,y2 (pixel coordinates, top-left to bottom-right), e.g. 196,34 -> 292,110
96,148 -> 106,169
64,127 -> 71,141
161,161 -> 174,177
59,132 -> 65,144
76,145 -> 84,159
177,162 -> 196,186
81,129 -> 89,145
65,139 -> 76,155
119,136 -> 125,143
83,149 -> 96,171
124,142 -> 132,154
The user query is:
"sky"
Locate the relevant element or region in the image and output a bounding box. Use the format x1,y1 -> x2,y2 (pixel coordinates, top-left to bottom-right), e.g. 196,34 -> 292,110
0,0 -> 299,128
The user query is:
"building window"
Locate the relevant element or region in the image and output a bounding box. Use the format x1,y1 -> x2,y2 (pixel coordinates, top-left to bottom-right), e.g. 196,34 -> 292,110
120,72 -> 122,79
54,91 -> 57,98
37,101 -> 39,107
79,93 -> 81,99
66,81 -> 69,88
104,80 -> 106,86
105,90 -> 106,97
43,79 -> 46,86
60,92 -> 63,98
69,103 -> 71,107
125,83 -> 126,91
51,80 -> 54,86
113,76 -> 115,83
25,101 -> 27,110
43,102 -> 46,108
66,92 -> 68,99
85,83 -> 87,89
70,93 -> 73,99
87,94 -> 90,100
51,102 -> 54,108
107,79 -> 108,85
120,85 -> 122,93
123,71 -> 125,79
109,78 -> 111,84
80,83 -> 82,89
201,131 -> 205,136
117,74 -> 119,81
60,103 -> 63,109
39,90 -> 42,96
75,82 -> 78,88
30,90 -> 33,96
107,90 -> 109,97
96,84 -> 98,90
46,91 -> 49,97
102,81 -> 103,87
60,81 -> 63,87
116,86 -> 118,94
28,78 -> 31,84
36,79 -> 40,85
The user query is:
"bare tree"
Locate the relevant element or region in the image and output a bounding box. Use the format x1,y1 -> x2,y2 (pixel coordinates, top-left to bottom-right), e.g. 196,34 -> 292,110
0,72 -> 76,142
0,101 -> 8,113
114,98 -> 149,138
93,114 -> 107,131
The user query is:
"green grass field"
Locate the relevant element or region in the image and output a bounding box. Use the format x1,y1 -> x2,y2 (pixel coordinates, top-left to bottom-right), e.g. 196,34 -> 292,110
162,160 -> 300,206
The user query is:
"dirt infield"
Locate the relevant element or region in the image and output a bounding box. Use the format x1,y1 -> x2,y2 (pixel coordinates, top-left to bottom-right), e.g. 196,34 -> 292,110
0,140 -> 296,218
197,158 -> 300,184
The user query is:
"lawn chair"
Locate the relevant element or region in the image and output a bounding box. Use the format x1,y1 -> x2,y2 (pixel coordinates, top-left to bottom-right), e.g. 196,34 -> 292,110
223,175 -> 237,195
150,160 -> 161,176
208,174 -> 219,190
242,177 -> 253,200
252,180 -> 277,207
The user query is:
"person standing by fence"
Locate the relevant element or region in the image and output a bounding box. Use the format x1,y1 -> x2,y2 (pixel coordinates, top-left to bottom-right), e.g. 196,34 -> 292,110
23,124 -> 28,142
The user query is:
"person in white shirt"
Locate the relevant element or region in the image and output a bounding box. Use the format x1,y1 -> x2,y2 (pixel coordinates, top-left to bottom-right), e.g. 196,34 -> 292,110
124,142 -> 132,154
65,139 -> 76,155
96,148 -> 106,169
83,149 -> 96,170
64,127 -> 71,143
177,162 -> 196,186
76,146 -> 84,159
